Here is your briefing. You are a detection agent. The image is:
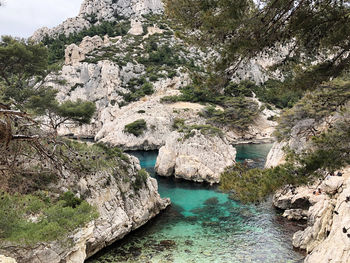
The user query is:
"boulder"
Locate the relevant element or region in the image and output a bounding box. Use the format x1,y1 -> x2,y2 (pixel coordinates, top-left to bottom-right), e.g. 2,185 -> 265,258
128,19 -> 143,35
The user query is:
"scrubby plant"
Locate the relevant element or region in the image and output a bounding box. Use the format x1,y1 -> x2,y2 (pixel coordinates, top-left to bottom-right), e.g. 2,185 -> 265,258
275,79 -> 350,141
0,192 -> 98,245
124,119 -> 147,137
134,169 -> 148,190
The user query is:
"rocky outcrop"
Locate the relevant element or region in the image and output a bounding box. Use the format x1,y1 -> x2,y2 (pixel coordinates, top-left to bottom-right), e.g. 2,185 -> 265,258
65,35 -> 105,65
273,168 -> 350,263
155,131 -> 236,184
301,169 -> 350,263
31,16 -> 91,42
31,0 -> 164,42
128,19 -> 143,35
265,141 -> 287,168
0,155 -> 170,263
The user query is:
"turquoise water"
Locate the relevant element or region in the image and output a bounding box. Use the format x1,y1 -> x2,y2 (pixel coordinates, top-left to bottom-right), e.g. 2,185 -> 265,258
235,143 -> 274,167
87,144 -> 304,263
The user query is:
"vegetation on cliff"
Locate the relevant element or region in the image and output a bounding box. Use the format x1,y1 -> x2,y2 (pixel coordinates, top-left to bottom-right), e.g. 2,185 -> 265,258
166,0 -> 350,90
220,79 -> 350,203
0,37 -> 126,245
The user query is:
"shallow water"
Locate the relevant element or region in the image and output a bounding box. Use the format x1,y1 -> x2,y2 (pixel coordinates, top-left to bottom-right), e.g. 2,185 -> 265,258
87,144 -> 304,263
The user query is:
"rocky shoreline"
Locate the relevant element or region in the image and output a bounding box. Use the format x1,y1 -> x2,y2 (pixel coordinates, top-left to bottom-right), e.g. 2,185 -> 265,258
273,168 -> 350,263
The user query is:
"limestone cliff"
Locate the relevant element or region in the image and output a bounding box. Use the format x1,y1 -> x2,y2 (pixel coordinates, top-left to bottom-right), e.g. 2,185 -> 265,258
267,114 -> 350,262
0,155 -> 169,263
31,0 -> 163,42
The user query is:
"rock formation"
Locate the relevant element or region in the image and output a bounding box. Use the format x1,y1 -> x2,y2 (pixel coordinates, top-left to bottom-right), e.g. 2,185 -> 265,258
65,35 -> 105,65
0,154 -> 169,263
267,113 -> 350,262
273,169 -> 350,263
31,0 -> 164,42
155,131 -> 237,184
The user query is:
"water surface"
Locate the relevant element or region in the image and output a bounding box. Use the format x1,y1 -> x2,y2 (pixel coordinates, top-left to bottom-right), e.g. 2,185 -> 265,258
87,144 -> 304,263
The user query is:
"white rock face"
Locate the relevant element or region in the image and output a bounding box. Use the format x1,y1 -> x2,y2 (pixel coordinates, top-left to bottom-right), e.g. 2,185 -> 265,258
265,119 -> 317,168
302,168 -> 350,263
0,255 -> 17,263
264,141 -> 287,168
143,26 -> 163,39
155,131 -> 236,184
128,19 -> 144,35
31,0 -> 164,42
65,35 -> 105,65
0,155 -> 170,263
31,17 -> 91,42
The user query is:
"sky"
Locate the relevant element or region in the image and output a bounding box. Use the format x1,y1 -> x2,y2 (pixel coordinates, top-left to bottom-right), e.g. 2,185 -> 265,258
0,0 -> 83,38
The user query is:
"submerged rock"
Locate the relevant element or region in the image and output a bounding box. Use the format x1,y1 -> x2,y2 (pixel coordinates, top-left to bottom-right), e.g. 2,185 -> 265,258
155,131 -> 236,184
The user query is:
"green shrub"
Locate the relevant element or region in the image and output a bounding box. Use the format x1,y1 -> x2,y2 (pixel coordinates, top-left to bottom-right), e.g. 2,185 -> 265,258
0,192 -> 98,245
124,119 -> 147,136
201,97 -> 260,131
123,82 -> 154,103
134,169 -> 148,190
220,163 -> 306,203
275,79 -> 350,140
172,118 -> 185,130
60,191 -> 82,208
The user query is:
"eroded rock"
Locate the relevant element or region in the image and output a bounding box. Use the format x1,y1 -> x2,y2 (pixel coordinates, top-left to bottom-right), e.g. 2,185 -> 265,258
155,131 -> 236,184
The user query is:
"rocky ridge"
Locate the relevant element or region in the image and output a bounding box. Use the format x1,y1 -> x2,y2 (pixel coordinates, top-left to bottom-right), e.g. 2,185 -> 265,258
273,169 -> 350,263
31,0 -> 164,42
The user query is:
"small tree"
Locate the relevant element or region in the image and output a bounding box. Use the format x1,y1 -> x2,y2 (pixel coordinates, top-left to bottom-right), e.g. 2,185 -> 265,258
27,87 -> 96,131
0,36 -> 96,133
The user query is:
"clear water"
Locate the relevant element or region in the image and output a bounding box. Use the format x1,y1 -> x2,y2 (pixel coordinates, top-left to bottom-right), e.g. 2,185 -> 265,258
87,144 -> 305,263
235,143 -> 274,167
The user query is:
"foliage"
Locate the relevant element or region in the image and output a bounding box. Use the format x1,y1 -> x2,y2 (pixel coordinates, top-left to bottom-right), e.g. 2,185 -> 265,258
165,0 -> 350,89
124,119 -> 147,137
250,80 -> 303,109
27,88 -> 96,131
0,36 -> 48,109
134,169 -> 148,190
221,107 -> 350,203
200,97 -> 260,131
220,162 -> 307,203
172,118 -> 223,139
297,113 -> 350,174
0,191 -> 98,245
172,118 -> 185,130
138,44 -> 181,67
60,191 -> 82,208
123,82 -> 154,103
0,37 -> 96,131
275,79 -> 350,140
